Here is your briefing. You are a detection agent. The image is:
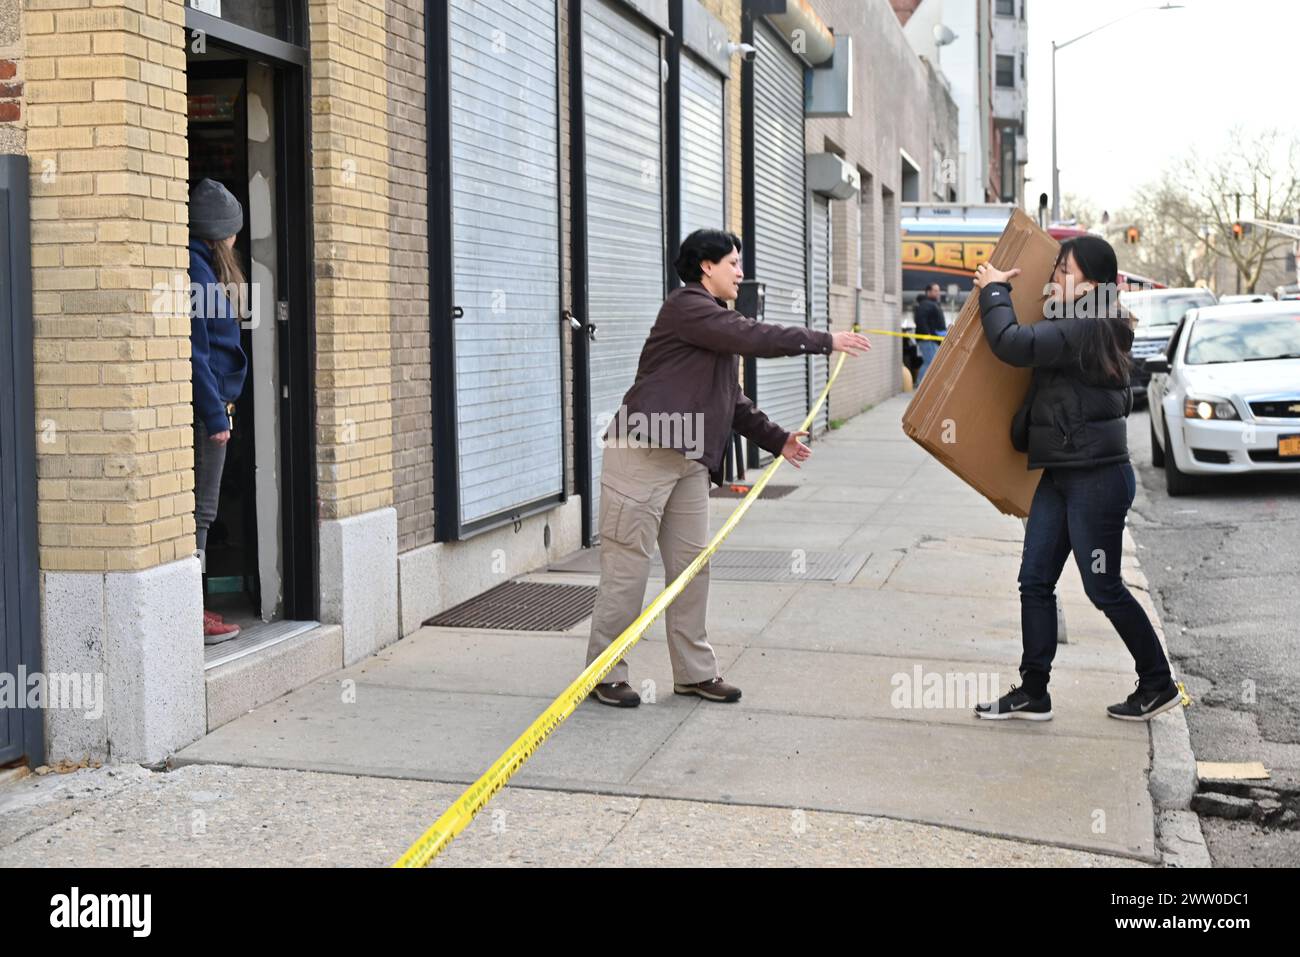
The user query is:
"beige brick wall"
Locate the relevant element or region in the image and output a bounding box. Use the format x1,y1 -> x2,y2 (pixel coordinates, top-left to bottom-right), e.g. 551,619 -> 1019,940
310,0 -> 395,522
385,0 -> 432,552
25,0 -> 194,573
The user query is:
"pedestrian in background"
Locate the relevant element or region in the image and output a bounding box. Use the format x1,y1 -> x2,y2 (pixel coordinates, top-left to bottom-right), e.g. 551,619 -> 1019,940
913,282 -> 946,386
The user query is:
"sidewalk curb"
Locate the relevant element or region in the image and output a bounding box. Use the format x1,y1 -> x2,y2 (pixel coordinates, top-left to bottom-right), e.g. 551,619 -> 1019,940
1123,528 -> 1210,868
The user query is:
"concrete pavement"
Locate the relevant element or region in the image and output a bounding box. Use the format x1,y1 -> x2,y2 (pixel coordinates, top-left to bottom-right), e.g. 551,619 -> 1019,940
0,394 -> 1200,866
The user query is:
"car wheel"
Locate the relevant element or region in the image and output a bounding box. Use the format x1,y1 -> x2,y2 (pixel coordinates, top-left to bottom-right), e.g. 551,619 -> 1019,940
1163,419 -> 1196,496
1150,414 -> 1165,467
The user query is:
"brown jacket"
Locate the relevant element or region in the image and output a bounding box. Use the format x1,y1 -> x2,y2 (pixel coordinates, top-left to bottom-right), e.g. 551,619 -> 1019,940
603,282 -> 834,485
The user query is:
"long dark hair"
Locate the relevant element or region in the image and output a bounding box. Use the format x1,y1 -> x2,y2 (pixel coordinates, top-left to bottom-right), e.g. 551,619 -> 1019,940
1055,236 -> 1130,387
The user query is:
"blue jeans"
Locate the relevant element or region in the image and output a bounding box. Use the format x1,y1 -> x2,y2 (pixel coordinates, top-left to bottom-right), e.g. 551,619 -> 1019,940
915,340 -> 939,385
1017,462 -> 1172,698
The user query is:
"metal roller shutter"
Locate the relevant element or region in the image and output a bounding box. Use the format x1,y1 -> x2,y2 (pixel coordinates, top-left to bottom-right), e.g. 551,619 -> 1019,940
752,22 -> 808,452
449,0 -> 563,525
583,0 -> 665,524
679,51 -> 725,238
809,194 -> 831,435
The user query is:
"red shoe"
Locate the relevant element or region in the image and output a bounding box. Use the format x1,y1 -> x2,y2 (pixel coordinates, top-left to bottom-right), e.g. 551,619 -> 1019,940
204,609 -> 226,624
203,613 -> 240,645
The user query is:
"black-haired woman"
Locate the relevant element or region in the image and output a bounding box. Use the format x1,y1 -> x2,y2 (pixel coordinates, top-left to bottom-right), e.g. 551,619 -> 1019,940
971,236 -> 1182,722
585,228 -> 871,708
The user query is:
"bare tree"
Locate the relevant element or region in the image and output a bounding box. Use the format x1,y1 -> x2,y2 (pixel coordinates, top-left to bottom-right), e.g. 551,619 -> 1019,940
1146,129 -> 1300,293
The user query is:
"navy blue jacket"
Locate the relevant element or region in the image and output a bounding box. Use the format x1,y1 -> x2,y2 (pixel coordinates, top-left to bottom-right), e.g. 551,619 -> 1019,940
189,238 -> 248,434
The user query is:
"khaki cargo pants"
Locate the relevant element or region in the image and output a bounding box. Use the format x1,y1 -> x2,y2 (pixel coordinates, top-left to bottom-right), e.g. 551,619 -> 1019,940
584,444 -> 717,686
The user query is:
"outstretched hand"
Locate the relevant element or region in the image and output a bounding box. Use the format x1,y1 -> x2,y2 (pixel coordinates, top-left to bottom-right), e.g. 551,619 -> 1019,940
781,431 -> 812,468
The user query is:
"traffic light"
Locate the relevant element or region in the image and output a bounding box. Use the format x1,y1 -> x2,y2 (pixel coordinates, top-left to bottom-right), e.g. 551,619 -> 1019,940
1125,226 -> 1140,244
1232,222 -> 1244,241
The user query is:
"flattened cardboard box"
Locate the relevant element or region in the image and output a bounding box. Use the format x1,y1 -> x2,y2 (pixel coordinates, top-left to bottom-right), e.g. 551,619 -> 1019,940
902,209 -> 1060,517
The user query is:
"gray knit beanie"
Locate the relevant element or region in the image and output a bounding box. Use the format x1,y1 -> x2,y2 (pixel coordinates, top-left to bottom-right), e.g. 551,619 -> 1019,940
190,178 -> 244,240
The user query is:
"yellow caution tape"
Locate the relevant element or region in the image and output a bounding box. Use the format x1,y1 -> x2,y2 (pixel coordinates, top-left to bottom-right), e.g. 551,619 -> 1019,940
393,353 -> 850,867
858,327 -> 946,342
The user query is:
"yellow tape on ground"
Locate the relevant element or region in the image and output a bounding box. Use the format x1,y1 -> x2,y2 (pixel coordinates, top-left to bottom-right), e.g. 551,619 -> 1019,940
393,352 -> 850,868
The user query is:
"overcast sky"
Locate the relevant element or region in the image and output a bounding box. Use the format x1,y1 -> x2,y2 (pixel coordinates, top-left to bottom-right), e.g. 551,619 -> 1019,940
1024,0 -> 1295,217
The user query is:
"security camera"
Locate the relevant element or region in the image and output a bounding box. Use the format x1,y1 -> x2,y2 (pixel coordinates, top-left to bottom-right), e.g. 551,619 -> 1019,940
727,42 -> 757,61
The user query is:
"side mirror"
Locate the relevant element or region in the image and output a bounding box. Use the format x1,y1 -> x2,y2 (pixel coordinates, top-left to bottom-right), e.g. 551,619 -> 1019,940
1144,357 -> 1169,374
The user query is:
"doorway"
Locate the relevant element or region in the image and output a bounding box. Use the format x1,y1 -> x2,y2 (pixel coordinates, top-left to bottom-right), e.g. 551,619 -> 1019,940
185,23 -> 316,635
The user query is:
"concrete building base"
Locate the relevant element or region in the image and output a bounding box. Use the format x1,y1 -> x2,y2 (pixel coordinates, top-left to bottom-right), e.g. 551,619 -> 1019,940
320,507 -> 399,665
41,557 -> 206,766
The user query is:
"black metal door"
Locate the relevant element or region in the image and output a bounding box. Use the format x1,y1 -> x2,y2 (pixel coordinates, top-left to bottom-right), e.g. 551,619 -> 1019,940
0,156 -> 42,767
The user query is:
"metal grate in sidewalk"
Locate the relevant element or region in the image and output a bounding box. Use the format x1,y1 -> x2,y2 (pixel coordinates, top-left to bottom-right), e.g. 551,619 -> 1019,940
425,581 -> 598,632
707,549 -> 866,583
546,548 -> 867,583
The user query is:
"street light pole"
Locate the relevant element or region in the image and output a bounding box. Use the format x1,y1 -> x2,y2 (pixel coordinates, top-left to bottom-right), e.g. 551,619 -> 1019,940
1049,3 -> 1183,224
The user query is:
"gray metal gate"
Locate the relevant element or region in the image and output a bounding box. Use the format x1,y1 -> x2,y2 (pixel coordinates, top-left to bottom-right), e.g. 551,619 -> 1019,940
751,21 -> 807,453
448,0 -> 564,526
0,156 -> 41,767
809,194 -> 830,435
679,50 -> 725,237
583,0 -> 666,526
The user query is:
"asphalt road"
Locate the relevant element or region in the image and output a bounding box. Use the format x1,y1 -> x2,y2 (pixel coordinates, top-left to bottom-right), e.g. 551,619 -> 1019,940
1126,407 -> 1300,866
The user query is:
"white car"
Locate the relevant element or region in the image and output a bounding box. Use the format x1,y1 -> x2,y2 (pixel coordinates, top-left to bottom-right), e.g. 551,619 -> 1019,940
1146,301 -> 1300,495
1217,293 -> 1274,305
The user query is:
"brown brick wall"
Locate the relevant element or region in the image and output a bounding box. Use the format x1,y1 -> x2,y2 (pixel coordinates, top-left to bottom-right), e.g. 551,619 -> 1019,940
25,0 -> 195,572
385,0 -> 432,552
309,0 -> 395,522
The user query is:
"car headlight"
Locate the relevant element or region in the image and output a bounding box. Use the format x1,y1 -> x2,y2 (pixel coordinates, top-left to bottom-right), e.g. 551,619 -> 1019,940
1183,395 -> 1239,420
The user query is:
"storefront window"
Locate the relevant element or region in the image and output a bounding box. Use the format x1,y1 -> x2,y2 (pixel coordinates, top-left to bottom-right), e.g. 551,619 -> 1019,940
188,0 -> 293,43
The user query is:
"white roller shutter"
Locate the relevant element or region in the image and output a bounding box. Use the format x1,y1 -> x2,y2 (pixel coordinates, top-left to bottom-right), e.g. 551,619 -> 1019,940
449,0 -> 563,525
809,194 -> 830,436
680,51 -> 725,238
752,21 -> 808,452
583,0 -> 665,525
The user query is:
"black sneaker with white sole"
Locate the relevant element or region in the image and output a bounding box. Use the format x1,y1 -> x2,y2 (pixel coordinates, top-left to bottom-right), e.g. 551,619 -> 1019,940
1107,681 -> 1182,721
973,684 -> 1053,721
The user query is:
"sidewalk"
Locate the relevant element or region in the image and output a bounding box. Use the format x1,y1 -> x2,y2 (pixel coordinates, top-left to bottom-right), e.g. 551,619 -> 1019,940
0,394 -> 1198,867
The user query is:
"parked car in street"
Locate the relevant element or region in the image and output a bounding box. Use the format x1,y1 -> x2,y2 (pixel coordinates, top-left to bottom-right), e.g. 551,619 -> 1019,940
1120,287 -> 1218,404
1146,300 -> 1300,494
1217,293 -> 1274,304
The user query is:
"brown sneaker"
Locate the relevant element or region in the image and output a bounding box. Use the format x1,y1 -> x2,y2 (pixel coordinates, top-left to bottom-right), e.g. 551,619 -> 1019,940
591,681 -> 641,708
674,676 -> 741,703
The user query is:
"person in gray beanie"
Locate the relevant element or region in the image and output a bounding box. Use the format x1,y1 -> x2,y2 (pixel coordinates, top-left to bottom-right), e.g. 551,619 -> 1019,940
189,178 -> 248,644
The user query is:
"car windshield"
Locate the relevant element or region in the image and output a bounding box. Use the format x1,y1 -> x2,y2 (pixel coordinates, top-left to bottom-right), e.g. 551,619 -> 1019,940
1121,291 -> 1217,330
1184,313 -> 1300,364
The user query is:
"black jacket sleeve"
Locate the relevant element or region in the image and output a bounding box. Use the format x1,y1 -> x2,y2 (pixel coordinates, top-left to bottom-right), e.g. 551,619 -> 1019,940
978,282 -> 1081,369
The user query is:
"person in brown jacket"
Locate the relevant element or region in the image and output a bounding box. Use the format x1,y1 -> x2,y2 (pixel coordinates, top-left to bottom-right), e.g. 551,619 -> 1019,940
588,229 -> 871,707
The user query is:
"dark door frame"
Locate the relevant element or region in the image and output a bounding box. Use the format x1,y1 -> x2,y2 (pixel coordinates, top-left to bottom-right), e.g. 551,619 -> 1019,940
426,0 -> 569,543
0,157 -> 41,767
184,9 -> 318,620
